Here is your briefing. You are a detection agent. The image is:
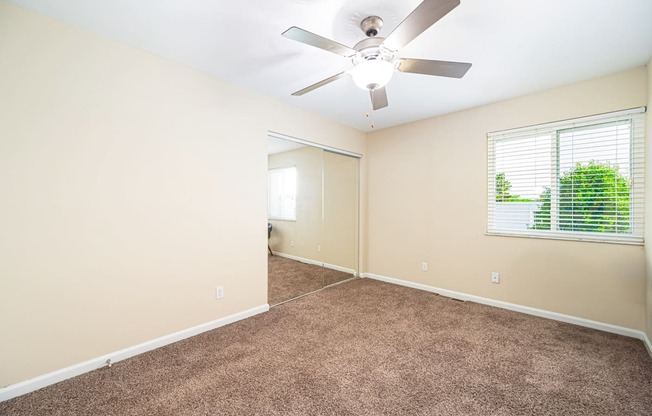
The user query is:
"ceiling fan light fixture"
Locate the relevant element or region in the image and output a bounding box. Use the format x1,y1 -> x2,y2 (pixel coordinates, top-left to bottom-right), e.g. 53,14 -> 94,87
350,59 -> 394,90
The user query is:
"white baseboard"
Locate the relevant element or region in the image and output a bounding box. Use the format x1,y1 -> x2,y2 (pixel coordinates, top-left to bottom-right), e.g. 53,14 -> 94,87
274,252 -> 356,276
273,252 -> 322,267
323,262 -> 356,276
5,274 -> 649,402
0,304 -> 269,402
643,333 -> 652,357
363,272 -> 650,346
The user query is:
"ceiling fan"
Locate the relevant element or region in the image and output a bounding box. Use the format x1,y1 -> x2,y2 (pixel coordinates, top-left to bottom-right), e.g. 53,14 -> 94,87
282,0 -> 472,111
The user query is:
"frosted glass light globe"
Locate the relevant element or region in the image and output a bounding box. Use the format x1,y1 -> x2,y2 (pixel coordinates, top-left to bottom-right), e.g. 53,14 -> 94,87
350,59 -> 394,90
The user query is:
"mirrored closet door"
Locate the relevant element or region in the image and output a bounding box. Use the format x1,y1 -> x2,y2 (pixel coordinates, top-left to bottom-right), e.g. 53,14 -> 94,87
322,150 -> 359,286
267,134 -> 359,306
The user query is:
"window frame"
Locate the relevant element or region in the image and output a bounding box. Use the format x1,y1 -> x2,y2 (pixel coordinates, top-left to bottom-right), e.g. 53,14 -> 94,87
487,107 -> 645,245
268,166 -> 297,222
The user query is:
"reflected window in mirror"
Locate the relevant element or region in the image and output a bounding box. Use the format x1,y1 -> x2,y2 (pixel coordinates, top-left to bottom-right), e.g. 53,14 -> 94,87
268,166 -> 297,221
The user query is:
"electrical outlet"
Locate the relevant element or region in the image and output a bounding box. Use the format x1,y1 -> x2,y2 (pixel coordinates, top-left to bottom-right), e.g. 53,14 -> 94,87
290,240 -> 295,247
491,272 -> 500,284
216,286 -> 224,299
421,261 -> 428,272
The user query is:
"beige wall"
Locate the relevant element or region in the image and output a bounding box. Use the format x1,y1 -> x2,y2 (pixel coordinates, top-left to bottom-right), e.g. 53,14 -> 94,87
646,58 -> 652,341
366,67 -> 648,330
0,1 -> 365,387
268,146 -> 323,262
323,151 -> 359,272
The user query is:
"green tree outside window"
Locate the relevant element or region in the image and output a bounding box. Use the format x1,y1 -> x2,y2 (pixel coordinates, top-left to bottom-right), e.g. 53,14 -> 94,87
531,161 -> 630,233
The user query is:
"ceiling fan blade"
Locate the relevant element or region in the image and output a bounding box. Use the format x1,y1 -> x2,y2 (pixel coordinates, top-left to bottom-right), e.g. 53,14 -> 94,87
383,0 -> 460,51
397,58 -> 471,78
370,87 -> 389,110
282,27 -> 357,57
292,72 -> 348,96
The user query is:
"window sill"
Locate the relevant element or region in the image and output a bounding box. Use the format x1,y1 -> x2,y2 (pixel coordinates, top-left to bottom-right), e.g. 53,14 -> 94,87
485,231 -> 643,246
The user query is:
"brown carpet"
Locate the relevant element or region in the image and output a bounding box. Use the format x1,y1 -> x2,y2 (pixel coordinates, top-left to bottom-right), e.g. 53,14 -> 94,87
267,254 -> 352,306
2,279 -> 651,415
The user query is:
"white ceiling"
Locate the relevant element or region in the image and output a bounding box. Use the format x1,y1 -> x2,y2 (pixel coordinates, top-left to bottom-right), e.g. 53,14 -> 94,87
8,0 -> 652,132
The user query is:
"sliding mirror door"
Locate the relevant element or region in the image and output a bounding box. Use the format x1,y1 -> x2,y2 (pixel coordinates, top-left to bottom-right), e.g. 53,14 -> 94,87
268,138 -> 324,305
322,150 -> 359,286
267,135 -> 359,306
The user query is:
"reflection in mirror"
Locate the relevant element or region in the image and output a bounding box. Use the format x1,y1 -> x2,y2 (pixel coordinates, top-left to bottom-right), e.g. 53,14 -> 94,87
267,134 -> 359,306
268,139 -> 324,305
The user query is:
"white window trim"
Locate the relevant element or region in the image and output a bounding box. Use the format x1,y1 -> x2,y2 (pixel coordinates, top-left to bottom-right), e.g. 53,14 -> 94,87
487,107 -> 646,245
268,166 -> 297,222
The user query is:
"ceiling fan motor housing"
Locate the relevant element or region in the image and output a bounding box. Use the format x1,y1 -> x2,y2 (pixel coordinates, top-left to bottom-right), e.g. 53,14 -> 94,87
352,37 -> 394,65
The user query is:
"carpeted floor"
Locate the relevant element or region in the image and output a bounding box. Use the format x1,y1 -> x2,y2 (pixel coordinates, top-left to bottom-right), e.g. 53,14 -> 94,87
267,254 -> 352,306
2,279 -> 651,415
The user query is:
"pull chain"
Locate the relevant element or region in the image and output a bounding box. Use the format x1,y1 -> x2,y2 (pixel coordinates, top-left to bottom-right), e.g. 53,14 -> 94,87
365,112 -> 375,129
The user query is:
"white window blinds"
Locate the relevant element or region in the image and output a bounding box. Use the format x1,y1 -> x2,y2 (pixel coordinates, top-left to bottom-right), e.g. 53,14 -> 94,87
268,166 -> 297,221
487,107 -> 645,244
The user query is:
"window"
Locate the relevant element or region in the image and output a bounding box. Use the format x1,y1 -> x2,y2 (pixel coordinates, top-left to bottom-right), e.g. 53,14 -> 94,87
487,107 -> 645,244
268,166 -> 297,221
